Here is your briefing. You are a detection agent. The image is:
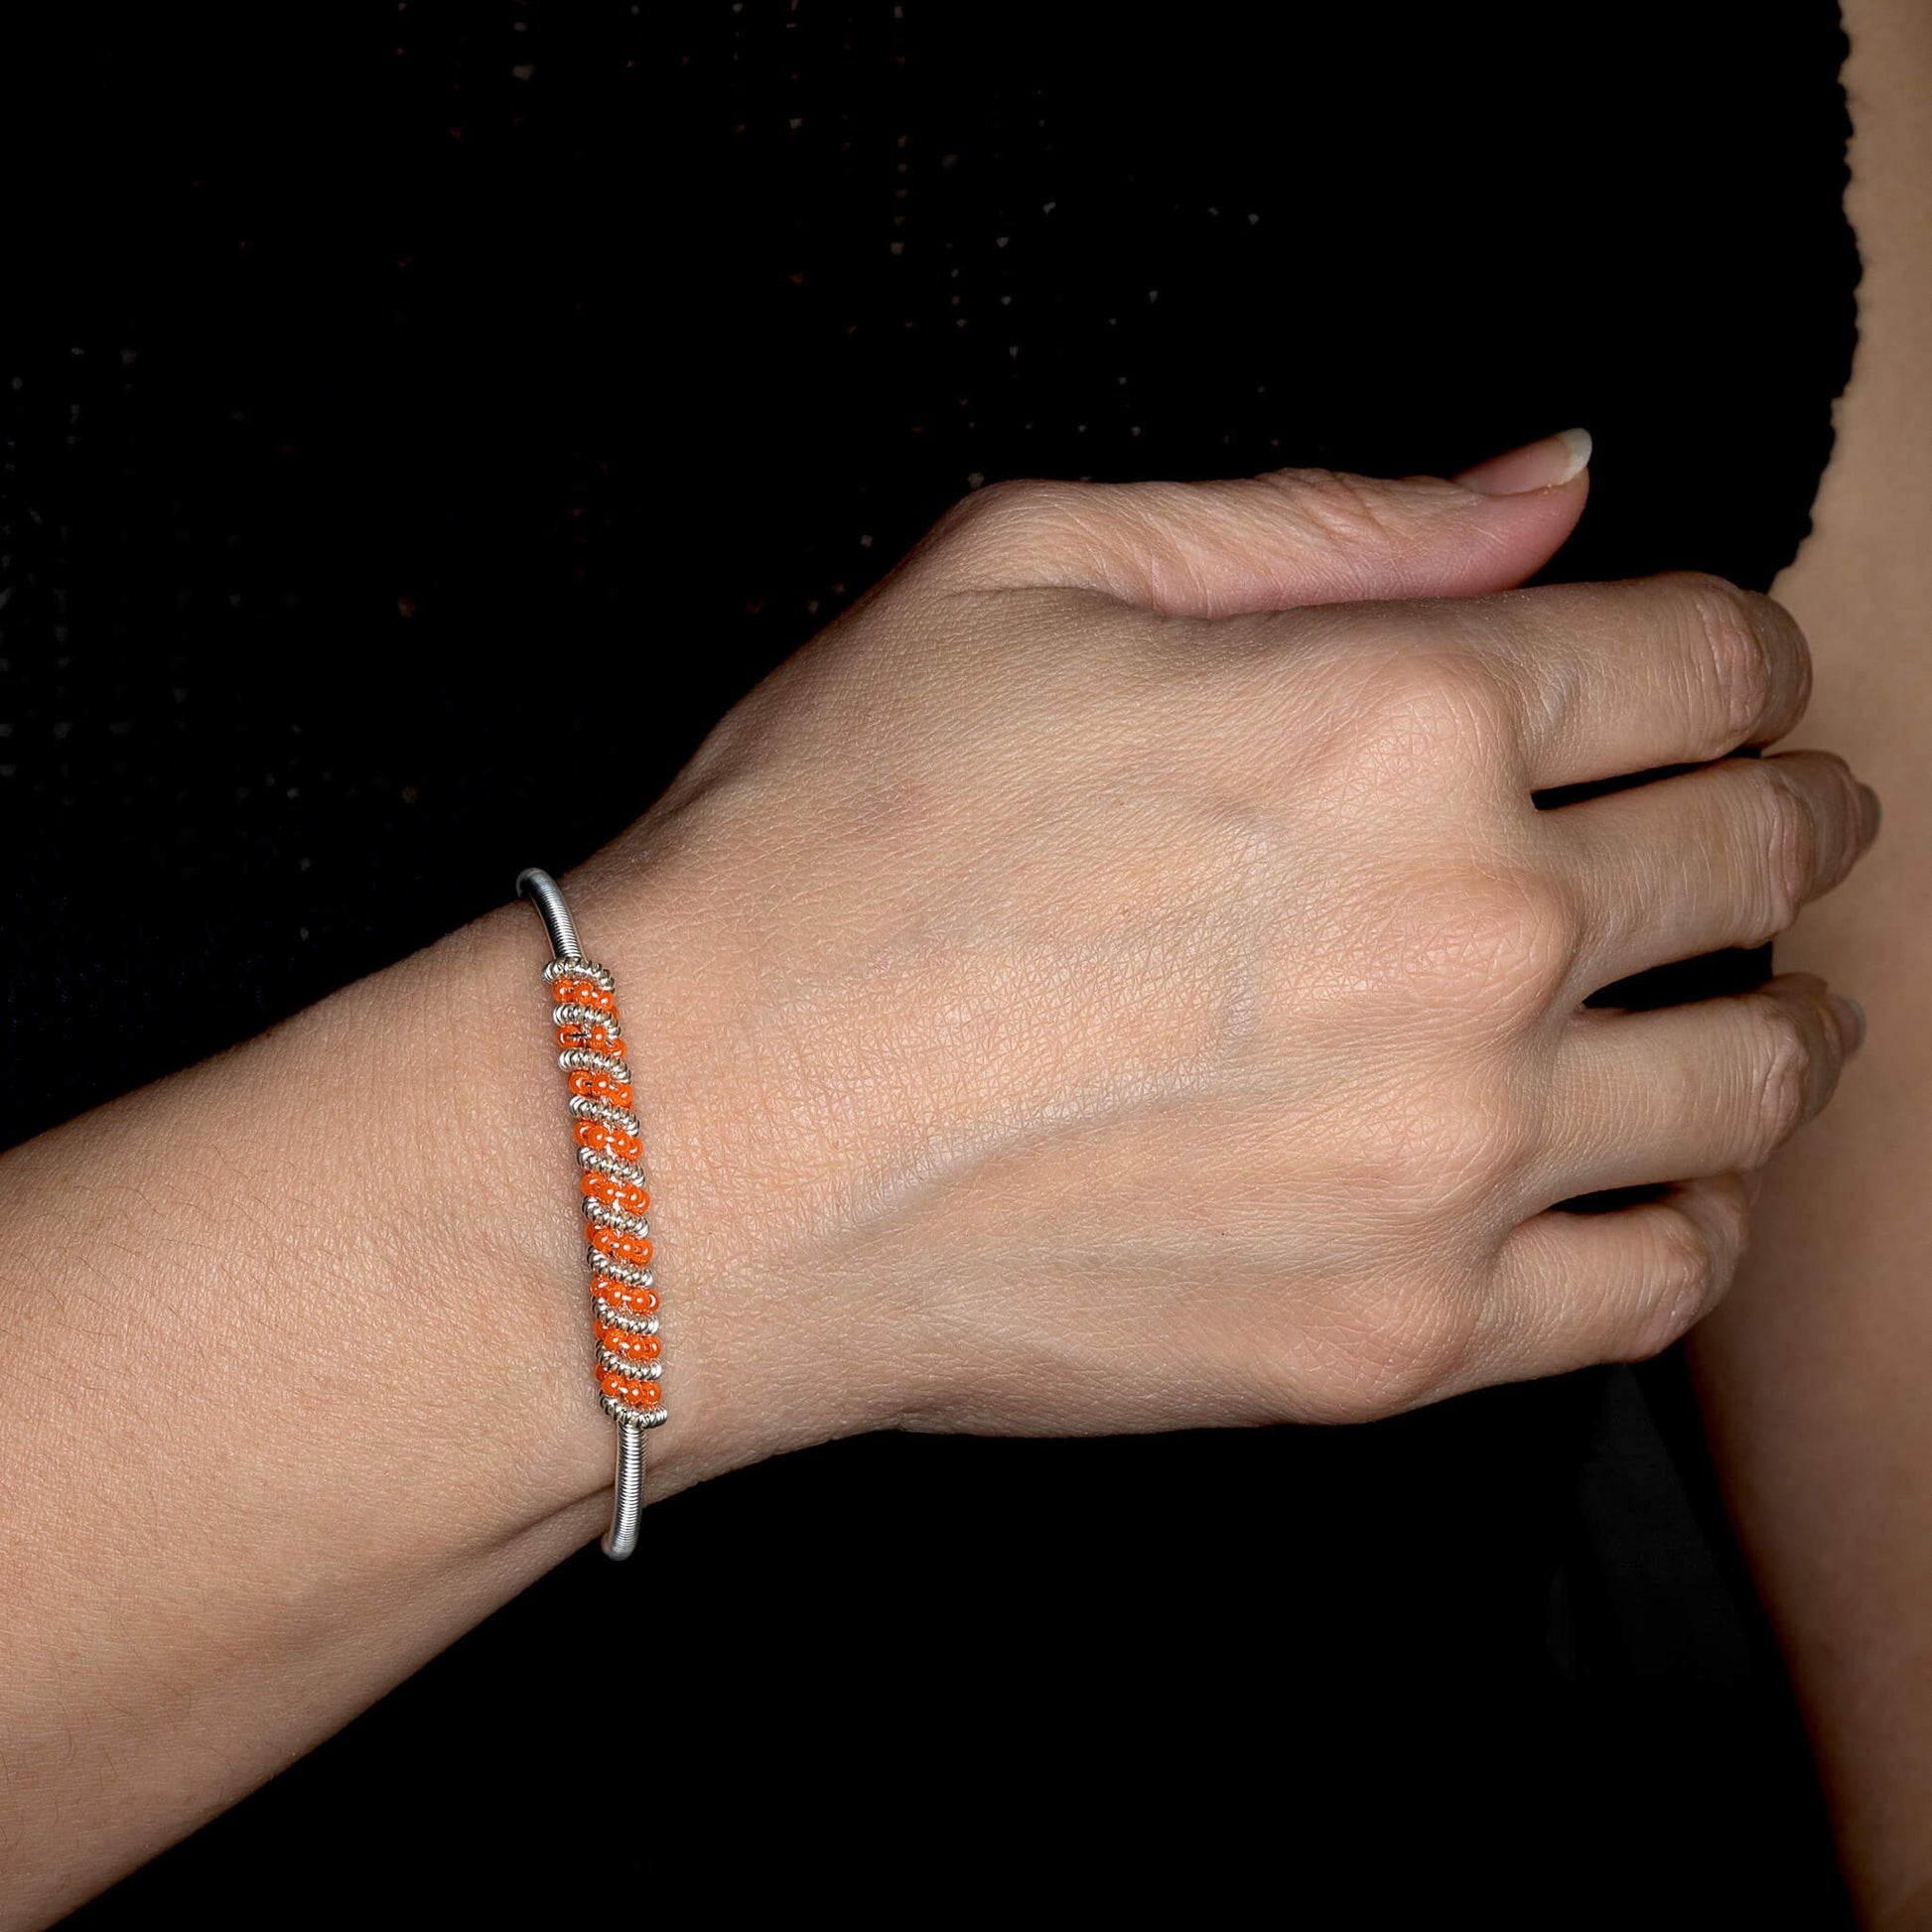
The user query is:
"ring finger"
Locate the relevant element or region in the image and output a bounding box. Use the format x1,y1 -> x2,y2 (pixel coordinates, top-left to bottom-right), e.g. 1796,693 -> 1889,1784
1543,972 -> 1863,1200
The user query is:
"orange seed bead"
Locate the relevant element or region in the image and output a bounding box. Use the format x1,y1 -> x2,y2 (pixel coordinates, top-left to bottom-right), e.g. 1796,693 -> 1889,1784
587,1227 -> 651,1266
582,1174 -> 645,1212
599,1367 -> 660,1408
595,1276 -> 658,1315
597,1319 -> 661,1365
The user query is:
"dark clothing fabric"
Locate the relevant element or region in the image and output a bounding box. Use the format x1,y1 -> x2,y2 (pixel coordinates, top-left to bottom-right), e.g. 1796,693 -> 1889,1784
7,3 -> 1858,1923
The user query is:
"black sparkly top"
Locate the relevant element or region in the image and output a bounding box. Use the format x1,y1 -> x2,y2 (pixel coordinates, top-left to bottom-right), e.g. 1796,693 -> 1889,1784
8,4 -> 1860,1921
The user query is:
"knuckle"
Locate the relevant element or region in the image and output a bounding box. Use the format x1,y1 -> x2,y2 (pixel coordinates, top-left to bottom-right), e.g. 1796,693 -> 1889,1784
1495,868 -> 1582,1008
1745,996 -> 1814,1158
1623,1213 -> 1722,1359
939,474 -> 1044,528
1446,1077 -> 1544,1195
1396,864 -> 1577,1017
1260,466 -> 1422,556
1663,570 -> 1776,756
924,477 -> 1094,577
1748,764 -> 1817,938
1309,1273 -> 1481,1420
1365,1070 -> 1540,1207
1338,639 -> 1520,790
924,480 -> 1000,551
1706,1179 -> 1755,1283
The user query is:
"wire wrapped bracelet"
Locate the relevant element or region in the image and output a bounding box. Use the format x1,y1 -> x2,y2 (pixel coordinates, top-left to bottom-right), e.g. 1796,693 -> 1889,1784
516,867 -> 662,1562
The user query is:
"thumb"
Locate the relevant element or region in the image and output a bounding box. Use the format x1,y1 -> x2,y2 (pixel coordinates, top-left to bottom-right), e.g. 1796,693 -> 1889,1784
930,428 -> 1592,616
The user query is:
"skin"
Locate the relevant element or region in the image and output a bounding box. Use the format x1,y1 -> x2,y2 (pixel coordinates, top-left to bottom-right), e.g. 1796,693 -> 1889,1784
0,451 -> 1877,1925
1687,0 -> 1932,1921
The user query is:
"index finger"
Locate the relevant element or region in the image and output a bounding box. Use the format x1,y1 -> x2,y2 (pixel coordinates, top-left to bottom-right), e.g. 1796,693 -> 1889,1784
1419,571 -> 1813,791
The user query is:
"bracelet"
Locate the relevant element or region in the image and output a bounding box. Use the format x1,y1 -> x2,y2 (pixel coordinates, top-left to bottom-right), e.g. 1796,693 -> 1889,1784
516,867 -> 663,1562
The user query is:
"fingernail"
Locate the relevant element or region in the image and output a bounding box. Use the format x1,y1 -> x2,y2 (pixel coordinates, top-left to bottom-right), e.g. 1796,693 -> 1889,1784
1860,782 -> 1882,847
1452,427 -> 1593,495
1830,993 -> 1867,1055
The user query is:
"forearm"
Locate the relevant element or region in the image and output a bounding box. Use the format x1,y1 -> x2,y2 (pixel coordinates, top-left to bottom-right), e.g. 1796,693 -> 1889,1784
0,846 -> 755,1924
1687,2 -> 1932,1922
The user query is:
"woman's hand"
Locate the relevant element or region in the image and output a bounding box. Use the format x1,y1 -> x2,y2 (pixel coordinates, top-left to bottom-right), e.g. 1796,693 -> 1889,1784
0,445 -> 1880,1922
568,451 -> 1879,1484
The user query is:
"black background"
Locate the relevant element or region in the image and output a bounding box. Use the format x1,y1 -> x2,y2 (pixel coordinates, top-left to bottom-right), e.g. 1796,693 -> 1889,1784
4,2 -> 1860,1922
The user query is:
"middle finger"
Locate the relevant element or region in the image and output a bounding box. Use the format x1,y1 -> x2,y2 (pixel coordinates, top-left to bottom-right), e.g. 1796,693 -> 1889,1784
1546,750 -> 1878,996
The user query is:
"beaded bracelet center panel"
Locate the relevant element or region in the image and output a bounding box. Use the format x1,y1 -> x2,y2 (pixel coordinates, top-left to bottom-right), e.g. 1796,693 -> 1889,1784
544,957 -> 666,1425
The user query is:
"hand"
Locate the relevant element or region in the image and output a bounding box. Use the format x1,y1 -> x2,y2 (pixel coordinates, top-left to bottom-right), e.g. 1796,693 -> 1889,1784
571,448 -> 1877,1479
0,449 -> 1880,1919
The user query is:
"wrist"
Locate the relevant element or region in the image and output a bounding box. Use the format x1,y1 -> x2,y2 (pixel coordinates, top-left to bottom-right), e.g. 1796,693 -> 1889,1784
439,818 -> 898,1526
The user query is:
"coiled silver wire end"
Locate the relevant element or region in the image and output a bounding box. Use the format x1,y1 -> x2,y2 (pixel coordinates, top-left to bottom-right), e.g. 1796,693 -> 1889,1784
518,866 -> 651,1565
602,1423 -> 645,1560
516,866 -> 585,962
